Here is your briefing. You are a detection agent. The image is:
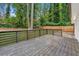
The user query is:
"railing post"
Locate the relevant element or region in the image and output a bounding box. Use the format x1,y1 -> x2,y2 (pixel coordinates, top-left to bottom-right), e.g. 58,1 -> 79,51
43,29 -> 44,35
27,30 -> 28,40
52,30 -> 54,35
34,30 -> 36,38
16,31 -> 18,43
46,29 -> 48,34
61,30 -> 63,36
39,29 -> 41,36
45,29 -> 47,34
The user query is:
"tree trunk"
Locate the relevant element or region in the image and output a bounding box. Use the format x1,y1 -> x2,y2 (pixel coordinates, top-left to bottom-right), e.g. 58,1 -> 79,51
30,3 -> 34,30
27,3 -> 30,29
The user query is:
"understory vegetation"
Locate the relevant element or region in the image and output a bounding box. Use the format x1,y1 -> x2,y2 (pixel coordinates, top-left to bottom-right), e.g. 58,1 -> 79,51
0,3 -> 71,28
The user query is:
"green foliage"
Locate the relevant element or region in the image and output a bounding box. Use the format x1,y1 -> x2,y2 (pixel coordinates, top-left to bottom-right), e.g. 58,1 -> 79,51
33,20 -> 40,27
6,4 -> 10,18
0,3 -> 71,28
13,4 -> 28,28
0,17 -> 17,28
40,13 -> 49,26
39,3 -> 71,26
0,24 -> 15,28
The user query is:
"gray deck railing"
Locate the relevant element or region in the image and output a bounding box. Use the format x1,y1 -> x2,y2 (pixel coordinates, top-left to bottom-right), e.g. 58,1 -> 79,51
0,29 -> 62,46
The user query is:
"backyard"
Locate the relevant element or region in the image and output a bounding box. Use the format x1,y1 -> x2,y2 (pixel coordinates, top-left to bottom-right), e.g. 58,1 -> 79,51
0,3 -> 77,56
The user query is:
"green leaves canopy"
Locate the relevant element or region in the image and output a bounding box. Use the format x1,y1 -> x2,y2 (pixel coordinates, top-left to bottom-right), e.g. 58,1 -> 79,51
13,4 -> 28,28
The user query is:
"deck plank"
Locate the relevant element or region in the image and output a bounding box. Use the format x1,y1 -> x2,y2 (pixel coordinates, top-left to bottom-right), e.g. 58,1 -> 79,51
0,35 -> 79,56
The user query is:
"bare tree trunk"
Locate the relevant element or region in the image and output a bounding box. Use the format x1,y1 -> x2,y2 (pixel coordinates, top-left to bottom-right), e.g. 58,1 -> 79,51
30,3 -> 34,30
27,3 -> 30,29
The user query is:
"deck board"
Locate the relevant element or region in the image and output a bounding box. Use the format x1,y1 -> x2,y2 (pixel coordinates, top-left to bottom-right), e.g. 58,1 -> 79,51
0,35 -> 79,56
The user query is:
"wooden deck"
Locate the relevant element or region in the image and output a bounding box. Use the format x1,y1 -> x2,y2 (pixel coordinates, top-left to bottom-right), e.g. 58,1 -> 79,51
0,34 -> 79,56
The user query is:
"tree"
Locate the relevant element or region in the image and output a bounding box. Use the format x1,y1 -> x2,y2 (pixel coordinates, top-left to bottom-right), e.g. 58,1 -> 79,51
13,4 -> 28,28
6,3 -> 10,18
49,3 -> 54,22
33,4 -> 41,27
30,3 -> 34,29
27,3 -> 30,29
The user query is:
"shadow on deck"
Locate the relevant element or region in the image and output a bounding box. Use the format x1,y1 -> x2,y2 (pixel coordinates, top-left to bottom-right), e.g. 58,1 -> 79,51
0,34 -> 79,56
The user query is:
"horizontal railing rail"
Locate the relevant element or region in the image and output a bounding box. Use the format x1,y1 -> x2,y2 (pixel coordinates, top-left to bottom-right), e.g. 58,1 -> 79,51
0,29 -> 62,46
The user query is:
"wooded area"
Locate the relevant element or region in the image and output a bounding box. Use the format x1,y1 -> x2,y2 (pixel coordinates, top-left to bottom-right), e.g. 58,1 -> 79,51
0,3 -> 71,28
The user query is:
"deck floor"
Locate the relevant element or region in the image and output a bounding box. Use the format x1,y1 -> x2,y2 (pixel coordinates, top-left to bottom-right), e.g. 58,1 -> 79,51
0,35 -> 79,56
